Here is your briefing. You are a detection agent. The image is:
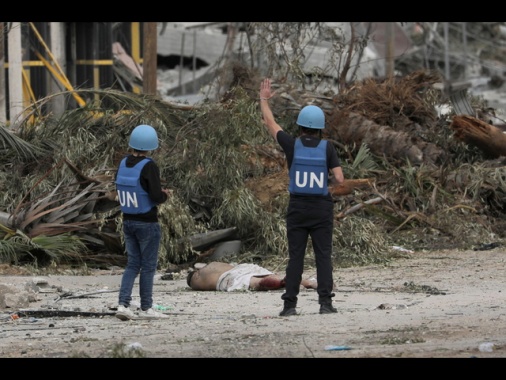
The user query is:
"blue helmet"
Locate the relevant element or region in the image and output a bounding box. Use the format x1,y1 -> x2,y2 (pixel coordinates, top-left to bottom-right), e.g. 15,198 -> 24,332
129,124 -> 159,151
296,105 -> 325,129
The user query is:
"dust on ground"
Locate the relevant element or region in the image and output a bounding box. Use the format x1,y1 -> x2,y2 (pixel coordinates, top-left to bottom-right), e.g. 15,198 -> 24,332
1,248 -> 505,358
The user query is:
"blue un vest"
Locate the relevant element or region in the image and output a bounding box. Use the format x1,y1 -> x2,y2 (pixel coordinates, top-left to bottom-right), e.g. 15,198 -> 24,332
116,157 -> 156,214
289,139 -> 328,196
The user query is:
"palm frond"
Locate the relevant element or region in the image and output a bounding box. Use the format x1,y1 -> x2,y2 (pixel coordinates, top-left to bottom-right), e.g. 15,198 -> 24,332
0,125 -> 48,162
347,143 -> 379,178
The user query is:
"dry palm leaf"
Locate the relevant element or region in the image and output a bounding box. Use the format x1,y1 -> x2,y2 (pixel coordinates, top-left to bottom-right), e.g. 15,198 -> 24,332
0,125 -> 48,161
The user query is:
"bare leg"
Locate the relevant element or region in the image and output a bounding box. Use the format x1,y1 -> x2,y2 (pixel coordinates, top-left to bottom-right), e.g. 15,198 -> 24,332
301,278 -> 318,289
258,275 -> 285,290
250,275 -> 285,291
250,274 -> 322,291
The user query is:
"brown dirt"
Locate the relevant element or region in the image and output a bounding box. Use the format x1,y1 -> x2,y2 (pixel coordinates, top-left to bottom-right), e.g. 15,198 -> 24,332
1,248 -> 505,358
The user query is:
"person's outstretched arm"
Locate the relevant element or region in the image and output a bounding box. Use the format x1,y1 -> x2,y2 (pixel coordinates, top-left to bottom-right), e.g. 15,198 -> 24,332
259,78 -> 283,140
330,166 -> 345,186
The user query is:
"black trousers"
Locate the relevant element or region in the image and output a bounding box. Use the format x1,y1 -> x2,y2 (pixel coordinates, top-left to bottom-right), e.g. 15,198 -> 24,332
281,196 -> 335,306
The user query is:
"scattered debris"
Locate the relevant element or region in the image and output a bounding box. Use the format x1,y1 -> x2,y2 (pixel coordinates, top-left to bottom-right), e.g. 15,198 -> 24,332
16,309 -> 116,318
473,242 -> 501,251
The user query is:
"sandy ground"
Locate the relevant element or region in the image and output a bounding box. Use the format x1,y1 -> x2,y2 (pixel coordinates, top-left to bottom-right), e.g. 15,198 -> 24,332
1,248 -> 505,359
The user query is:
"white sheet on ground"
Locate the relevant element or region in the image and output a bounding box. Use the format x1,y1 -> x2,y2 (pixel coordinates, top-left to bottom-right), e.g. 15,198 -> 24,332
216,264 -> 273,291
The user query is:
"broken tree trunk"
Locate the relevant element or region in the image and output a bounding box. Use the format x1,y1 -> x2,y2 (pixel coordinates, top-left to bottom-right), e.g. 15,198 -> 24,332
329,178 -> 374,196
450,115 -> 506,158
328,111 -> 446,165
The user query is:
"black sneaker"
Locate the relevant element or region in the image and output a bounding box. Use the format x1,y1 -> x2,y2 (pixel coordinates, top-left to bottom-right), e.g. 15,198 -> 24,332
279,307 -> 297,316
319,304 -> 337,314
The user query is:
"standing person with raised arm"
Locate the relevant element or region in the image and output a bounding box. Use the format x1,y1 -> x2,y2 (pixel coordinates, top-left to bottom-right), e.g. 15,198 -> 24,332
259,78 -> 345,316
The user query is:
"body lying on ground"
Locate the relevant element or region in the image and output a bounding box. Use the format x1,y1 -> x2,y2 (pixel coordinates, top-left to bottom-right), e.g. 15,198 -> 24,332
186,262 -> 318,292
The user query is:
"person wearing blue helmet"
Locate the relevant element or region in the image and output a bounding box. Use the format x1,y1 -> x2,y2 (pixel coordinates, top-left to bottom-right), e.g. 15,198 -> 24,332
259,78 -> 344,316
115,124 -> 170,320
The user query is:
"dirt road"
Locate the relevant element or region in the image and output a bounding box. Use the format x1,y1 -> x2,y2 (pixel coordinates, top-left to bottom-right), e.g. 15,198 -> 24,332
1,248 -> 505,358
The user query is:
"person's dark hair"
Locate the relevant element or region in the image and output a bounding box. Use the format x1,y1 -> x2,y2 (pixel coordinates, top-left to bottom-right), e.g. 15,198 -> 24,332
186,270 -> 196,287
300,126 -> 320,135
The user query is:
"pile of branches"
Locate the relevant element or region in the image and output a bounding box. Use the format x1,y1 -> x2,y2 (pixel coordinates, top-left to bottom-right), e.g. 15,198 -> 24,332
1,68 -> 505,272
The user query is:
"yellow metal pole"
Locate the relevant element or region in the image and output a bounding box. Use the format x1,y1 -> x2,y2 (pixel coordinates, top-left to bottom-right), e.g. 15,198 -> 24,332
131,22 -> 141,94
21,68 -> 36,105
93,66 -> 100,102
29,22 -> 86,107
21,68 -> 37,123
33,50 -> 86,107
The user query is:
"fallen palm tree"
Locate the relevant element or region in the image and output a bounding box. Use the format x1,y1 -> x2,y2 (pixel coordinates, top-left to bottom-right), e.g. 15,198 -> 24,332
328,111 -> 447,165
2,71 -> 506,271
324,71 -> 448,166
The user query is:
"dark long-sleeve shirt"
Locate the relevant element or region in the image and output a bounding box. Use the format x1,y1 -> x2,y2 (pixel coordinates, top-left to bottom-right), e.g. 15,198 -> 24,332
116,154 -> 168,223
